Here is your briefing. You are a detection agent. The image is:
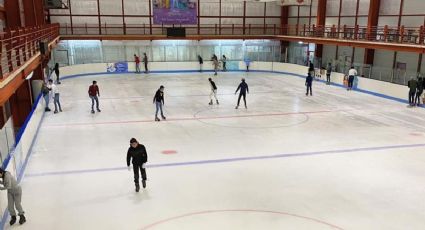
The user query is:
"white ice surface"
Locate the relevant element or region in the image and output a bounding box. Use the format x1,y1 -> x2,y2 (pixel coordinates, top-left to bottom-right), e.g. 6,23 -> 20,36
9,72 -> 425,230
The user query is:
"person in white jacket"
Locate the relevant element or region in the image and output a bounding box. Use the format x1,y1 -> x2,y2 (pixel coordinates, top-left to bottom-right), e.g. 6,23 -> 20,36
49,79 -> 62,113
347,66 -> 357,91
0,168 -> 26,225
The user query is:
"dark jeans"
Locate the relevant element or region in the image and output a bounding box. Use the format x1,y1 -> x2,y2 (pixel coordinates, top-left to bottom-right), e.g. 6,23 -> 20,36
223,62 -> 226,71
326,74 -> 331,83
237,93 -> 247,106
90,95 -> 100,111
133,164 -> 147,185
348,75 -> 355,88
409,91 -> 416,104
416,91 -> 423,104
144,63 -> 148,72
306,85 -> 312,95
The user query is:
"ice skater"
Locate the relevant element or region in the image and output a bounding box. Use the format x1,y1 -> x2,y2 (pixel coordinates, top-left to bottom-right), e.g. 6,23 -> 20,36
347,66 -> 357,91
198,55 -> 203,72
221,55 -> 227,71
305,72 -> 313,96
212,54 -> 219,76
48,79 -> 62,113
416,77 -> 424,106
326,62 -> 332,85
308,61 -> 315,78
235,78 -> 249,109
52,63 -> 61,84
153,85 -> 166,121
0,168 -> 26,226
244,57 -> 251,72
88,81 -> 101,113
208,78 -> 219,105
408,77 -> 418,106
41,81 -> 51,112
134,54 -> 141,73
127,138 -> 148,192
143,53 -> 149,73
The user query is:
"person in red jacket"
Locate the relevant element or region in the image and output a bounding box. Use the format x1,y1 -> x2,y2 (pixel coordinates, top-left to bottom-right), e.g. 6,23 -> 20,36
88,81 -> 101,114
134,54 -> 141,73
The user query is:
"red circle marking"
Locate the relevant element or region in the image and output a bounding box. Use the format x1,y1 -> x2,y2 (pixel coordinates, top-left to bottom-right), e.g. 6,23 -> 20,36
140,209 -> 344,230
161,150 -> 177,154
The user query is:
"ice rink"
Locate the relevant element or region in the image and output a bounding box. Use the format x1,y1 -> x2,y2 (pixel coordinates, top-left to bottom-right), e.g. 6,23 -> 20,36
9,72 -> 425,229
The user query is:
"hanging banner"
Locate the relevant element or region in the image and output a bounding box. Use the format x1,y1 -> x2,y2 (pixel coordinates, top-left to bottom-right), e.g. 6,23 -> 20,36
106,62 -> 128,73
153,0 -> 197,24
277,0 -> 311,6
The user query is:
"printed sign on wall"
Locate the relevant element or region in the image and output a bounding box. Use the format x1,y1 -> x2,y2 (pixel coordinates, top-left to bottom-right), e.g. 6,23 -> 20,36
106,62 -> 128,73
153,0 -> 197,25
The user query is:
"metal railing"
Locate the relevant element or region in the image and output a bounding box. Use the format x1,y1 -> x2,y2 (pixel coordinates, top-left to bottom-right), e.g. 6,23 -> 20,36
59,23 -> 425,45
0,23 -> 60,79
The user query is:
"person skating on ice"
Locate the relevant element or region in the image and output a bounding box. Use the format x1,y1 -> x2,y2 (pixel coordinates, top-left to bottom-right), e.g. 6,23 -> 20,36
208,78 -> 219,105
134,54 -> 141,73
326,62 -> 332,85
415,77 -> 424,106
212,55 -> 219,76
221,55 -> 227,71
408,77 -> 418,106
0,168 -> 26,225
347,66 -> 357,91
235,78 -> 249,109
305,72 -> 313,96
127,138 -> 148,192
88,81 -> 101,114
48,79 -> 62,114
153,85 -> 166,121
198,55 -> 203,72
143,53 -> 149,73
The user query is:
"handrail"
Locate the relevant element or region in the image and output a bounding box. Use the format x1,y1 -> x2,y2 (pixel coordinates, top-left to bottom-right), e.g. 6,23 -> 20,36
58,23 -> 425,45
0,24 -> 60,80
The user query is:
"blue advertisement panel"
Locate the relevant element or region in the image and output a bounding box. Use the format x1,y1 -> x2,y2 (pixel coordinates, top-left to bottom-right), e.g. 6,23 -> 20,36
106,62 -> 128,73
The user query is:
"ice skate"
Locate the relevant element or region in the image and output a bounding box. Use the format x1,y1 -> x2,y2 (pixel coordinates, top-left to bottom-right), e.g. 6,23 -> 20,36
19,215 -> 26,225
91,110 -> 95,114
97,109 -> 101,112
209,100 -> 213,105
155,117 -> 160,121
142,180 -> 146,188
161,116 -> 166,120
10,216 -> 16,225
216,100 -> 219,105
135,184 -> 140,192
235,106 -> 239,109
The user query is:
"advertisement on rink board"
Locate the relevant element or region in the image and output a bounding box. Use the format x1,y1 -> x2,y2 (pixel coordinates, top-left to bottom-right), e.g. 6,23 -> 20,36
107,62 -> 129,73
152,0 -> 197,24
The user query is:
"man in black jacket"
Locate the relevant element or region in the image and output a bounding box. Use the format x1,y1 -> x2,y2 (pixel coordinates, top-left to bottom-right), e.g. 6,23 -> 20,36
127,138 -> 148,192
408,77 -> 418,106
235,78 -> 249,109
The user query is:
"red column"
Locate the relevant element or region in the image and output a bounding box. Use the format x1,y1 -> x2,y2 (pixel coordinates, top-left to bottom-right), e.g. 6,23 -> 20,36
364,0 -> 380,65
4,0 -> 22,28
